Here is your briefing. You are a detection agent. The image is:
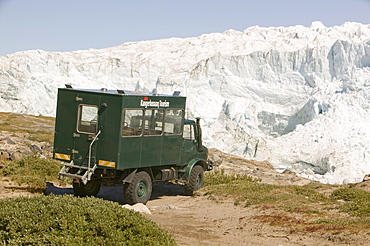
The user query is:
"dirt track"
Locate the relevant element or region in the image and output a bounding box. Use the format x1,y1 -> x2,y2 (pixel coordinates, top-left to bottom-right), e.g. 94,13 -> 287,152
0,179 -> 365,246
145,183 -> 368,246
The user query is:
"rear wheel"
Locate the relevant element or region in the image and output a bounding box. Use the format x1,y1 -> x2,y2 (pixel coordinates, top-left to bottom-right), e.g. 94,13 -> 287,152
124,171 -> 152,205
73,179 -> 102,197
184,165 -> 204,195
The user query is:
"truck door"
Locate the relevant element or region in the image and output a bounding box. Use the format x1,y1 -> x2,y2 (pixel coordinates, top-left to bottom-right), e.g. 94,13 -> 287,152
181,123 -> 198,164
73,94 -> 101,167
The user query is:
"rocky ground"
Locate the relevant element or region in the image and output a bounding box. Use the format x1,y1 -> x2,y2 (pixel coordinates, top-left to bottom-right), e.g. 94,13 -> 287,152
1,113 -> 370,245
0,112 -> 54,163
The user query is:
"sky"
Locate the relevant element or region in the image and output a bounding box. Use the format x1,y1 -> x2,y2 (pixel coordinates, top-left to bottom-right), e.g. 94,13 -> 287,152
0,0 -> 369,56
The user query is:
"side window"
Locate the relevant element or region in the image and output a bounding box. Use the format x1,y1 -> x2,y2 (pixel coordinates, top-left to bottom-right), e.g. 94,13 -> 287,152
143,109 -> 164,136
122,109 -> 143,137
77,105 -> 99,134
164,109 -> 183,135
183,124 -> 194,141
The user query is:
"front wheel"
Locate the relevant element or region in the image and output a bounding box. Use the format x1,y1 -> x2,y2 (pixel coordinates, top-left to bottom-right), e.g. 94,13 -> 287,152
124,171 -> 152,205
73,179 -> 102,197
184,165 -> 204,195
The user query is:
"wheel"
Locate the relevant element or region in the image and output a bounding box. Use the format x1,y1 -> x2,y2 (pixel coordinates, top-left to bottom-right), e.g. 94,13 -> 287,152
124,171 -> 152,205
73,179 -> 102,197
184,165 -> 204,195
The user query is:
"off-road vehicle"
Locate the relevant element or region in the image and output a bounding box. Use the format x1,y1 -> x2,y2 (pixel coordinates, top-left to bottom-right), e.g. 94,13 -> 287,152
53,86 -> 212,204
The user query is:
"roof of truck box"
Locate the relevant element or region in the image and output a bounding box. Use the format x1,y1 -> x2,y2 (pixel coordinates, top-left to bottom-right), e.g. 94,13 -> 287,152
60,87 -> 183,97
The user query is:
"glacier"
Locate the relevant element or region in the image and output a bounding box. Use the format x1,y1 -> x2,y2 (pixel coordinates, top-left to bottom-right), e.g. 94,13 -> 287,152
1,21 -> 370,184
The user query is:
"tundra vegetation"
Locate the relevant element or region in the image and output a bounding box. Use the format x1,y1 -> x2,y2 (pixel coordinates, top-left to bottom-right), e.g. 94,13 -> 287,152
203,169 -> 370,232
2,155 -> 62,192
0,112 -> 54,143
0,195 -> 176,245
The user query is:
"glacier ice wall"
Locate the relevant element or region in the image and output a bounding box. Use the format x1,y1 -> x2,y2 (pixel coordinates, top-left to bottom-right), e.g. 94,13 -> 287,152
1,21 -> 370,184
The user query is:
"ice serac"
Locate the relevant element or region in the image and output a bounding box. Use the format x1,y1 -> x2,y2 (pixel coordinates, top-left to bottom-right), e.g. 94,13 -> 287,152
1,21 -> 370,184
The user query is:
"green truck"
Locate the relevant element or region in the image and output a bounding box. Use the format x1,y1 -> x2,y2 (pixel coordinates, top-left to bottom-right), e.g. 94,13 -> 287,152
53,86 -> 212,204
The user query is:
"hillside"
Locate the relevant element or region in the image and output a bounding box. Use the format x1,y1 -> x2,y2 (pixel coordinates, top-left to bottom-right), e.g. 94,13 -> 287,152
1,113 -> 370,245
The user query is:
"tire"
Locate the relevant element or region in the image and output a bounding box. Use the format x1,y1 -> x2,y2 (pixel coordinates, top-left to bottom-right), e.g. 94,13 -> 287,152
73,179 -> 102,197
124,171 -> 152,205
184,165 -> 204,195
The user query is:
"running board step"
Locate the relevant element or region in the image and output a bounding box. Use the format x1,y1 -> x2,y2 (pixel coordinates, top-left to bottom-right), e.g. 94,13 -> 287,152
58,162 -> 97,185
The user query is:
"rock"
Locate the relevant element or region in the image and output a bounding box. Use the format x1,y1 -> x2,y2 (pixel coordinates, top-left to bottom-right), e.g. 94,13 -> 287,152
363,174 -> 370,181
208,153 -> 222,166
122,203 -> 152,215
149,205 -> 183,210
2,137 -> 16,145
9,150 -> 25,160
282,169 -> 295,174
0,151 -> 10,160
30,144 -> 42,154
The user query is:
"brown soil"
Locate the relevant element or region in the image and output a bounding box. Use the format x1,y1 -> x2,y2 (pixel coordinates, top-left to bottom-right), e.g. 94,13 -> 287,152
145,185 -> 369,246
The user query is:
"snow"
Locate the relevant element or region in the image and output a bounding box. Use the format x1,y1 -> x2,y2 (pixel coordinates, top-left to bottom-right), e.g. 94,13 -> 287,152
1,21 -> 370,184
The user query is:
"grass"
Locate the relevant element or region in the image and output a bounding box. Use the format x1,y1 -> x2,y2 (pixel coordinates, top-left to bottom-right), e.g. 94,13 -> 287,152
331,187 -> 370,217
0,112 -> 58,192
0,112 -> 54,143
1,155 -> 65,192
0,195 -> 176,246
202,169 -> 370,232
203,170 -> 331,207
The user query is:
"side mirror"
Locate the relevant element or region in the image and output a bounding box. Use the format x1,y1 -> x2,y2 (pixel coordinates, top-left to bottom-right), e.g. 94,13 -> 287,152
195,118 -> 204,152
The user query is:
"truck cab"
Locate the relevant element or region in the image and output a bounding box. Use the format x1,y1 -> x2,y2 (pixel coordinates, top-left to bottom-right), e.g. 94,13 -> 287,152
53,86 -> 212,204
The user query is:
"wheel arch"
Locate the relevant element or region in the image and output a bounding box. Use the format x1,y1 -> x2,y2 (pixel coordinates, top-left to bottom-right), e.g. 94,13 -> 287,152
181,158 -> 207,181
120,168 -> 155,184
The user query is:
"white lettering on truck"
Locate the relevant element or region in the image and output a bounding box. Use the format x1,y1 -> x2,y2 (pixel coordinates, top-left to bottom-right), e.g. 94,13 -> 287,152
140,100 -> 170,107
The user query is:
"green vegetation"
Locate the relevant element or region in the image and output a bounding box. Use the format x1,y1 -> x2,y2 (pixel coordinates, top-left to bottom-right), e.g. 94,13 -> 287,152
0,113 -> 58,191
204,169 -> 261,186
202,169 -> 370,232
0,195 -> 176,246
331,187 -> 370,217
203,170 -> 331,208
1,155 -> 64,192
0,112 -> 54,143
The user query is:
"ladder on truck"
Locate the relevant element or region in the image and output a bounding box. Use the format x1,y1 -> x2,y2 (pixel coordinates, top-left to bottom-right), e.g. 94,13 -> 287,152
58,131 -> 100,184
